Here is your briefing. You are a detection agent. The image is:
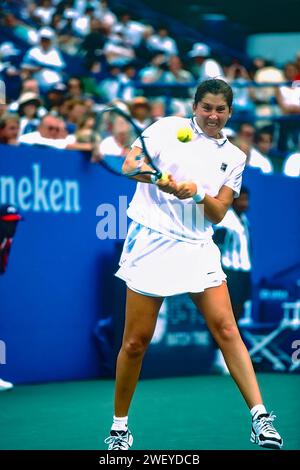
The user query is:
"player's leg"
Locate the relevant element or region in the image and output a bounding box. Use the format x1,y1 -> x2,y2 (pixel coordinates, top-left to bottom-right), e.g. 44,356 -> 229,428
115,288 -> 164,416
211,269 -> 250,374
190,282 -> 282,448
224,268 -> 252,321
190,282 -> 261,406
105,288 -> 163,450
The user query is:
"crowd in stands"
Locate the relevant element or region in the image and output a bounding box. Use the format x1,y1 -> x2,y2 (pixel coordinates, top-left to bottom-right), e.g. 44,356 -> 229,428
0,0 -> 300,176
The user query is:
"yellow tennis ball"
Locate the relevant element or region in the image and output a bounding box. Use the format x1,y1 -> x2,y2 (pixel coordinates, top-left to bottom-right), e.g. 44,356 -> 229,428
158,172 -> 169,183
176,127 -> 193,142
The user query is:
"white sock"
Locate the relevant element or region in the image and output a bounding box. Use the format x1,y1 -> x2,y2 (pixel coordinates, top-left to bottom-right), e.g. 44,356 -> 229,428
250,404 -> 267,420
111,415 -> 128,431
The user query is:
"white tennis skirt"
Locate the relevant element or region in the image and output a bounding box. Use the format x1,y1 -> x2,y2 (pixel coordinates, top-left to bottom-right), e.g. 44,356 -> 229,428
115,222 -> 226,297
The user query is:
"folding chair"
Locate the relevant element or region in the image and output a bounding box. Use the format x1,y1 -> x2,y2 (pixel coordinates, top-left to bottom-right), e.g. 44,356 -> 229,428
239,300 -> 300,371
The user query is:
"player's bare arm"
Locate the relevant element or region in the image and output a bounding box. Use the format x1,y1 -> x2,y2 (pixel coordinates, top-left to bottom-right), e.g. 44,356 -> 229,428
175,183 -> 234,224
202,186 -> 234,224
122,146 -> 178,193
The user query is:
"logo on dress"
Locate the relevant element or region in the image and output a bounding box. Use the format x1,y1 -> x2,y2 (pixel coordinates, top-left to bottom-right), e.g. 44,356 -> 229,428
220,162 -> 228,172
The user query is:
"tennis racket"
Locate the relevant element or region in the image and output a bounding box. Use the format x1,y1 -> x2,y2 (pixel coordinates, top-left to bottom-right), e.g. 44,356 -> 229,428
92,106 -> 168,182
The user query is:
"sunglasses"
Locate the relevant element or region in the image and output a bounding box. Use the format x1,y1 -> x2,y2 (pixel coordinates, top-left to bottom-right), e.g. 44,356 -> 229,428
45,125 -> 60,132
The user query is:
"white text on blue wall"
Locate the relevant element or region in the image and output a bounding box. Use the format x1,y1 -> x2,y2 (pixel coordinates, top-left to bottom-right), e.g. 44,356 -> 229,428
0,163 -> 81,213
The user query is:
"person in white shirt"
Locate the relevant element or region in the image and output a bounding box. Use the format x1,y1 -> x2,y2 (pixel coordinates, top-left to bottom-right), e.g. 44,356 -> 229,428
248,146 -> 274,174
282,152 -> 300,177
188,42 -> 224,82
18,114 -> 74,149
212,187 -> 252,374
214,187 -> 252,320
146,26 -> 178,57
104,79 -> 282,451
22,27 -> 65,93
234,123 -> 274,174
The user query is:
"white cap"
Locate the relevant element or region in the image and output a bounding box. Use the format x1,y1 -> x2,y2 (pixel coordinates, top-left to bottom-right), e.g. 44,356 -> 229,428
188,42 -> 210,58
39,27 -> 55,40
18,92 -> 41,108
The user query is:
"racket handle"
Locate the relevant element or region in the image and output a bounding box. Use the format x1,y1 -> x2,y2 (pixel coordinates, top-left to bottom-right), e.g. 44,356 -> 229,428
150,172 -> 169,183
150,173 -> 169,184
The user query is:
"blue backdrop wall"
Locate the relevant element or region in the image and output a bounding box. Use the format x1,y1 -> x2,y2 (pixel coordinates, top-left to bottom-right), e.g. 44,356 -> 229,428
0,144 -> 299,383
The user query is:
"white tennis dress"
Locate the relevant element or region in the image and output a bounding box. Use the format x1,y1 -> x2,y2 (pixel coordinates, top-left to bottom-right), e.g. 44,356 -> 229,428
116,116 -> 246,296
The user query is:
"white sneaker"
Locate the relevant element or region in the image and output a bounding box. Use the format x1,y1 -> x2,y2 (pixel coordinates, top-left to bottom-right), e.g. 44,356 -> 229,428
251,412 -> 283,449
104,429 -> 133,450
0,378 -> 13,391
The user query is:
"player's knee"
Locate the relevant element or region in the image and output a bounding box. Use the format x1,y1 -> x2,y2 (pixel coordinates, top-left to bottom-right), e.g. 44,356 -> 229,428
123,335 -> 151,358
215,321 -> 239,343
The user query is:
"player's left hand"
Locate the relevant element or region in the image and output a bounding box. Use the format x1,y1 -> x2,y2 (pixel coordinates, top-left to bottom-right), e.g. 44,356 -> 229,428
174,182 -> 198,199
156,174 -> 178,194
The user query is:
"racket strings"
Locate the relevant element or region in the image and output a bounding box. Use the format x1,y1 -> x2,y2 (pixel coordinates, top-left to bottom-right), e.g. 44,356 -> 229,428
94,107 -> 162,179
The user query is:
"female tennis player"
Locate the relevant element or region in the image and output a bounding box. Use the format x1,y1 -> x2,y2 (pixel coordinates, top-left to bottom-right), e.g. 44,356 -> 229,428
104,79 -> 283,451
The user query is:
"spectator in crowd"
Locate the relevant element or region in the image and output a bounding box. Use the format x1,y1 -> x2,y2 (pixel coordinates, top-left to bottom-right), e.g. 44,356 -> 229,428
74,112 -> 96,143
17,113 -> 92,151
234,123 -> 274,174
252,59 -> 284,118
254,127 -> 283,171
2,11 -> 39,45
129,96 -> 153,131
0,41 -> 21,102
133,25 -> 156,67
97,113 -> 132,158
79,17 -> 108,65
22,27 -> 66,93
21,78 -> 40,96
0,104 -> 7,120
188,42 -> 224,82
160,55 -> 194,115
255,128 -> 274,156
32,0 -> 55,26
18,113 -> 71,148
96,0 -> 118,28
45,82 -> 67,113
0,114 -> 20,145
66,77 -> 84,100
225,63 -> 255,118
0,204 -> 23,391
138,52 -> 168,99
97,64 -> 122,103
64,99 -> 91,133
72,4 -> 95,37
103,28 -> 135,67
146,26 -> 178,57
17,92 -> 41,135
8,79 -> 43,115
149,98 -> 166,121
212,187 -> 252,373
276,62 -> 300,152
113,11 -> 146,48
117,62 -> 138,103
214,187 -> 252,320
51,8 -> 80,55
